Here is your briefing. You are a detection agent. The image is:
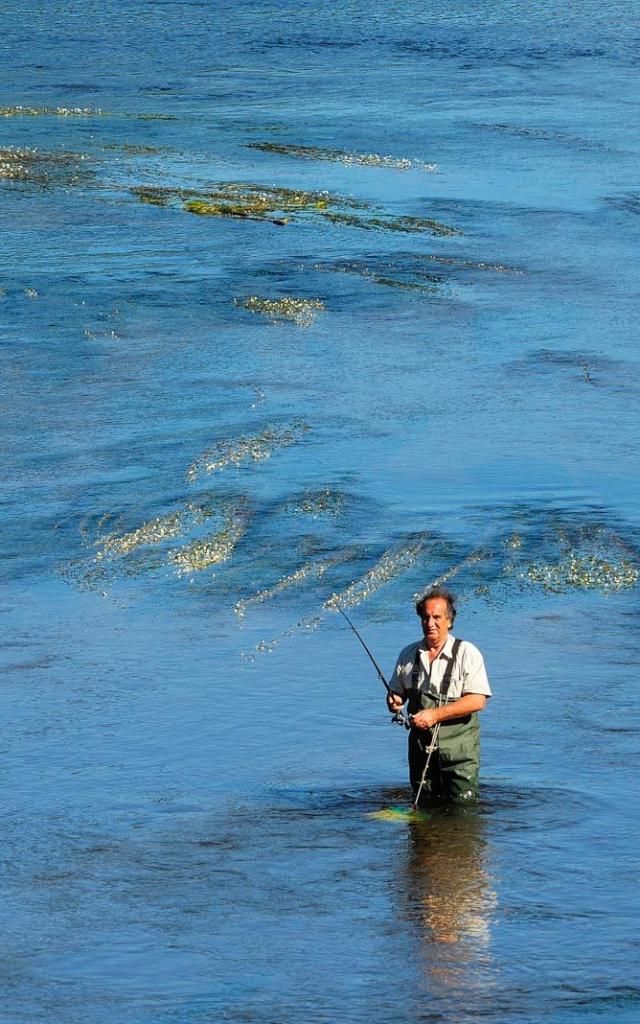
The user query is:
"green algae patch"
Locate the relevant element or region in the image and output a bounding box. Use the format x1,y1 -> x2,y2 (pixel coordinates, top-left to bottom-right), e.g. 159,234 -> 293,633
135,189 -> 171,207
131,185 -> 180,205
129,180 -> 461,236
184,199 -> 289,224
236,295 -> 324,326
248,141 -> 437,172
182,182 -> 333,222
132,182 -> 337,224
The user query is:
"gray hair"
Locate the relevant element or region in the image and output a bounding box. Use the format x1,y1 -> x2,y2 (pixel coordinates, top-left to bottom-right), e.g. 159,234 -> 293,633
415,587 -> 457,624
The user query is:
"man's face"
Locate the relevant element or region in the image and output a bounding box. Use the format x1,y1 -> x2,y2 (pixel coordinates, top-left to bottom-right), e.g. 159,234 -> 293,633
419,597 -> 452,650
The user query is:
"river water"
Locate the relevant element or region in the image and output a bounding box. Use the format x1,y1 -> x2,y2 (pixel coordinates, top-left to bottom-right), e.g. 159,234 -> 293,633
2,1 -> 640,1021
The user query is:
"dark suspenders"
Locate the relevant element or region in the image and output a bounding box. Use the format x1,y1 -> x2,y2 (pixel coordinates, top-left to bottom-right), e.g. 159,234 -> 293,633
409,638 -> 462,710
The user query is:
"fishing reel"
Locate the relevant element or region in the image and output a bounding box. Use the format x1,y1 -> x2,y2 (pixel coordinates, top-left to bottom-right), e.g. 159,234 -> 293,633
391,711 -> 411,730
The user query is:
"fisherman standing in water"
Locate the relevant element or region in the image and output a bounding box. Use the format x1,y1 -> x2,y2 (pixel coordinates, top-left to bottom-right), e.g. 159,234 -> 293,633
386,588 -> 491,804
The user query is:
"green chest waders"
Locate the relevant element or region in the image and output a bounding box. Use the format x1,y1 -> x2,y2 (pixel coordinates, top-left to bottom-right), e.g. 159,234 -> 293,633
408,639 -> 481,804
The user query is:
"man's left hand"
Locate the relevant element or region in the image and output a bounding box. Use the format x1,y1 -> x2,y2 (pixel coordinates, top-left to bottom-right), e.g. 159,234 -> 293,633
410,709 -> 438,730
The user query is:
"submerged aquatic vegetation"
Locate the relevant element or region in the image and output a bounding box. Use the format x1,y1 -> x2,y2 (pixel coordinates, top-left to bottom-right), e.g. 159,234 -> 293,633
285,489 -> 347,518
97,510 -> 188,559
181,181 -> 332,223
236,295 -> 324,326
0,105 -> 104,117
510,350 -> 600,386
490,519 -> 640,597
94,502 -> 219,562
325,539 -> 427,612
170,510 -> 249,575
0,145 -> 92,185
235,561 -> 321,618
192,182 -> 334,212
183,199 -> 289,224
505,532 -> 523,550
605,193 -> 640,216
186,421 -> 310,482
419,254 -> 522,273
130,181 -> 461,236
248,384 -> 266,408
132,182 -> 335,223
0,147 -> 33,180
134,189 -> 171,207
248,141 -> 437,172
74,499 -> 250,586
103,142 -> 171,156
252,538 -> 427,656
477,122 -> 603,150
0,106 -> 175,121
314,257 -> 443,293
419,550 -> 489,596
234,550 -> 354,619
520,553 -> 638,593
322,211 -> 461,236
313,253 -> 519,294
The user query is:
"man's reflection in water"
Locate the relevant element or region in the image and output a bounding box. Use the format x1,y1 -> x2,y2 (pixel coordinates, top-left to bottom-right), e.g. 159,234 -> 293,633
404,807 -> 497,986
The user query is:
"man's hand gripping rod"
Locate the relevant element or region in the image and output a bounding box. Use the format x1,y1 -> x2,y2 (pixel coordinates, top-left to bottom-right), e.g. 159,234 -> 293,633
335,605 -> 409,728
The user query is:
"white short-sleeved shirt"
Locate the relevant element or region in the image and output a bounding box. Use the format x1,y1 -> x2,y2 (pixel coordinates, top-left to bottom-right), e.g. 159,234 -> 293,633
390,634 -> 491,703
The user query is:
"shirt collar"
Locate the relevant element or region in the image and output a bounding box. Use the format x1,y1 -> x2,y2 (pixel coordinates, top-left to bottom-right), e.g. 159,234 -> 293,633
419,633 -> 456,659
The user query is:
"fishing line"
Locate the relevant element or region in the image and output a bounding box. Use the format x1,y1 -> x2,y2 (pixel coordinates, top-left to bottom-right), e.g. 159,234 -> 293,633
335,604 -> 409,727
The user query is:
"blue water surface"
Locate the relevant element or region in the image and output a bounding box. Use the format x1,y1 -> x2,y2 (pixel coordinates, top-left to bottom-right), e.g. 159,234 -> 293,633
2,2 -> 640,1022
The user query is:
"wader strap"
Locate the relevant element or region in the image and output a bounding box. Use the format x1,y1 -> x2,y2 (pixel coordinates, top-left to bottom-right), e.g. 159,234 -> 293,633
440,638 -> 462,700
410,651 -> 422,688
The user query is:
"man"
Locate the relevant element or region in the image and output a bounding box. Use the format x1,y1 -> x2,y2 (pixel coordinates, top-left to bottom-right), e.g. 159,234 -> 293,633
387,588 -> 491,804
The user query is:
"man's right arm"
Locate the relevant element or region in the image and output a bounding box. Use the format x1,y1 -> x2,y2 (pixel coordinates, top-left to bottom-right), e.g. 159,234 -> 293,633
386,647 -> 410,712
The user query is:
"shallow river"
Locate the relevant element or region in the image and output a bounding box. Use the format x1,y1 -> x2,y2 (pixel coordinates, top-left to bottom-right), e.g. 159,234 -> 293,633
2,2 -> 640,1022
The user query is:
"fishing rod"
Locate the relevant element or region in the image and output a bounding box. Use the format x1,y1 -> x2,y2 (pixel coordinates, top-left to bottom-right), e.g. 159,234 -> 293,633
335,604 -> 409,728
413,723 -> 440,808
412,686 -> 455,807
